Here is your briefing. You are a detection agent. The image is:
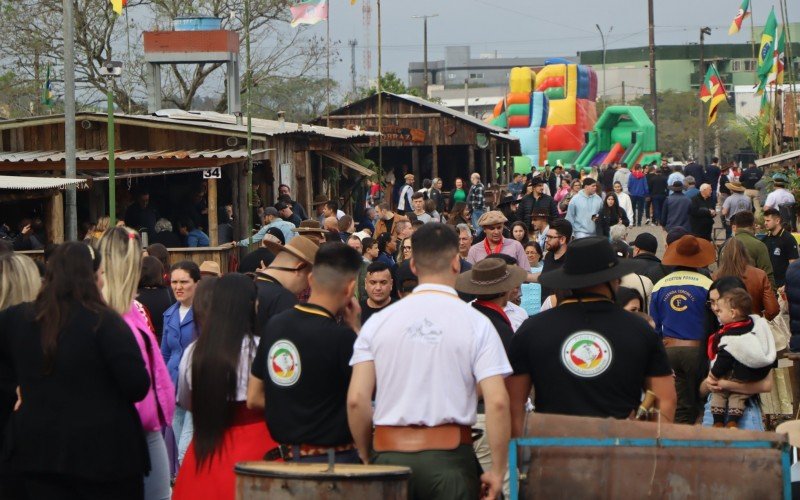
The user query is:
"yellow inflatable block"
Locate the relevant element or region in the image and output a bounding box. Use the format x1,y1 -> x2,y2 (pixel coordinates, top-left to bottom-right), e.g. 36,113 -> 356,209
534,64 -> 565,89
566,64 -> 577,98
510,67 -> 535,94
548,97 -> 576,126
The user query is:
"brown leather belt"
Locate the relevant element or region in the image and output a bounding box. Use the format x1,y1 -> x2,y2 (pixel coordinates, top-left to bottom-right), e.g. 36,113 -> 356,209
264,442 -> 355,461
373,424 -> 472,453
662,337 -> 702,348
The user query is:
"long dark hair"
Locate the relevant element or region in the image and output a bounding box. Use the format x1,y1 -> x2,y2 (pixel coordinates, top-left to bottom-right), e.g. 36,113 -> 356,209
602,193 -> 623,217
191,273 -> 258,470
448,202 -> 468,225
36,242 -> 109,374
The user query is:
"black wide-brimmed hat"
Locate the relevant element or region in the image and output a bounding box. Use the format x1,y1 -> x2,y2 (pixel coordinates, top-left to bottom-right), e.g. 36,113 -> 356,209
538,236 -> 640,290
496,194 -> 516,208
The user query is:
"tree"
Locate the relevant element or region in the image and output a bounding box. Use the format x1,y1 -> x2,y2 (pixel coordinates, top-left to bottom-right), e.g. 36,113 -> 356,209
359,72 -> 420,98
251,76 -> 337,123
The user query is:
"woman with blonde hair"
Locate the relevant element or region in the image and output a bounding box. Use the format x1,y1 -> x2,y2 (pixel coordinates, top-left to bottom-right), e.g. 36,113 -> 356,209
99,227 -> 176,500
0,253 -> 41,311
714,237 -> 779,320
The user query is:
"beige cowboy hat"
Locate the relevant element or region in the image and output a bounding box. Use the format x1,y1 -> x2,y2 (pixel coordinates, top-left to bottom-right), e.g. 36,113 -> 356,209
199,260 -> 221,277
725,180 -> 746,193
291,219 -> 330,235
477,210 -> 508,227
776,420 -> 800,447
264,235 -> 319,266
455,258 -> 527,296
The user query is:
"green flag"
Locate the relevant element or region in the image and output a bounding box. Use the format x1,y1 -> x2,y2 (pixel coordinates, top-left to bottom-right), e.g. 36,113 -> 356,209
41,64 -> 54,108
757,8 -> 777,82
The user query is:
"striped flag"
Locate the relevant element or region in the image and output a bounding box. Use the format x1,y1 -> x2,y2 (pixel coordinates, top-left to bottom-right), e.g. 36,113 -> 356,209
290,0 -> 328,28
41,64 -> 54,108
110,0 -> 127,14
700,64 -> 728,125
728,0 -> 750,35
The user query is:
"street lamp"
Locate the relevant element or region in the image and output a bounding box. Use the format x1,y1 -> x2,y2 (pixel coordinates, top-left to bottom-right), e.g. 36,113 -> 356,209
595,24 -> 613,102
412,14 -> 438,98
99,61 -> 122,225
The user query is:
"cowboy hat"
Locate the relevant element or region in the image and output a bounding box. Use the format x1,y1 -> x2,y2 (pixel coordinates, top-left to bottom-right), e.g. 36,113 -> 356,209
477,211 -> 508,227
661,234 -> 716,268
312,194 -> 329,206
455,258 -> 527,296
772,173 -> 789,186
263,235 -> 319,266
531,207 -> 550,220
725,180 -> 746,193
537,236 -> 640,290
668,181 -> 684,191
291,219 -> 330,235
496,195 -> 517,208
199,260 -> 221,277
776,420 -> 800,447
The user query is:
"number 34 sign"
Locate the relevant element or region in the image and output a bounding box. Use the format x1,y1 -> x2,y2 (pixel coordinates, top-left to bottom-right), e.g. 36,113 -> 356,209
203,168 -> 222,179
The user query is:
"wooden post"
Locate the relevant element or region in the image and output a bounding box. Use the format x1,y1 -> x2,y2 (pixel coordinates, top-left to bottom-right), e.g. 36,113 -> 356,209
431,145 -> 439,180
47,191 -> 64,244
468,145 -> 475,174
505,143 -> 512,181
411,147 -> 420,184
236,161 -> 250,248
207,178 -> 219,246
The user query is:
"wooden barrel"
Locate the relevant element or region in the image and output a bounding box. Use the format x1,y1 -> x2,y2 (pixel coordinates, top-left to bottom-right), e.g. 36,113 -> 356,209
234,462 -> 411,500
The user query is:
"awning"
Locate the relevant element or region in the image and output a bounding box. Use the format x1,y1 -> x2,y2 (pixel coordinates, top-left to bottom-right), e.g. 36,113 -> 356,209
0,175 -> 89,190
317,151 -> 374,177
755,149 -> 800,167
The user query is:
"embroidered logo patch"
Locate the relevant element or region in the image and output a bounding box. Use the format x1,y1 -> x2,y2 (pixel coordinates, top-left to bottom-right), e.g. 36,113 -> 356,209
561,331 -> 612,378
268,340 -> 301,386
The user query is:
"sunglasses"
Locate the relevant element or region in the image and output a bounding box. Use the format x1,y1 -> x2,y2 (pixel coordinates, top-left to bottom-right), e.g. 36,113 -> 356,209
402,246 -> 412,251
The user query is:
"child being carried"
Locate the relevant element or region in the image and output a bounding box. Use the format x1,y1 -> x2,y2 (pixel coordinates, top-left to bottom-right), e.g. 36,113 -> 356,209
707,288 -> 776,428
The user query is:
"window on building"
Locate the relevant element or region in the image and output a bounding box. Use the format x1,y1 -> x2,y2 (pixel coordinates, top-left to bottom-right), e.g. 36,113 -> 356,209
469,72 -> 484,79
743,59 -> 755,72
448,73 -> 455,79
731,60 -> 741,72
731,59 -> 756,72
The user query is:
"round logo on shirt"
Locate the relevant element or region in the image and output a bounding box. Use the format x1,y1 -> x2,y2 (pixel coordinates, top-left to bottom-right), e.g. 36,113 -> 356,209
561,331 -> 612,378
268,340 -> 301,387
669,294 -> 689,312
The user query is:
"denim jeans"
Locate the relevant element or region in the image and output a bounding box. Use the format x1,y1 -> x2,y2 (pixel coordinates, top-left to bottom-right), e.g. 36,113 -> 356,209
630,195 -> 646,225
144,431 -> 171,500
172,406 -> 194,466
471,209 -> 485,237
701,394 -> 764,430
651,195 -> 665,224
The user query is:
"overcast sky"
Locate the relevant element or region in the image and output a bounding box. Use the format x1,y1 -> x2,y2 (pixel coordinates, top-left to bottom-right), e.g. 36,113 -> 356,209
312,0 -> 798,89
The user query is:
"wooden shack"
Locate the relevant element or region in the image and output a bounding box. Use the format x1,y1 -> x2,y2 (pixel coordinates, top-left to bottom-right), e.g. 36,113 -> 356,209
316,92 -> 519,189
0,111 -> 375,258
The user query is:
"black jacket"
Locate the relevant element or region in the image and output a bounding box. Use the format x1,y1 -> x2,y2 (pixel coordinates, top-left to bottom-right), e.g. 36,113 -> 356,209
647,172 -> 668,197
597,206 -> 629,236
150,230 -> 183,249
632,253 -> 667,284
684,162 -> 705,185
740,167 -> 763,189
518,193 -> 558,228
0,302 -> 150,480
689,195 -> 715,240
471,302 -> 513,355
705,164 -> 721,193
785,260 -> 800,350
601,167 -> 616,192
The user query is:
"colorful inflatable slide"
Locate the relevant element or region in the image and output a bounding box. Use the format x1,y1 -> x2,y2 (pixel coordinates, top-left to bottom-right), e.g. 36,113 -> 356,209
490,59 -> 598,173
573,106 -> 661,169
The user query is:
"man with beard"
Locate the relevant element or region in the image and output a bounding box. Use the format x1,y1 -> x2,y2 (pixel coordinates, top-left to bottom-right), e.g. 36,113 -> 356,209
466,211 -> 530,271
360,262 -> 394,323
519,177 -> 558,228
373,203 -> 407,252
537,219 -> 572,302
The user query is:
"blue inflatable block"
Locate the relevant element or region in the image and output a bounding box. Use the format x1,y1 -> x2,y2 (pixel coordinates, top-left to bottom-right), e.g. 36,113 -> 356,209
510,127 -> 540,166
533,92 -> 549,128
544,57 -> 575,66
577,65 -> 590,99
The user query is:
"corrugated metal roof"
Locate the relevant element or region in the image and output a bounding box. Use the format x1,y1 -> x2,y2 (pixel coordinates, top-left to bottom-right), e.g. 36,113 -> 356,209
0,148 -> 270,163
0,175 -> 88,190
389,93 -> 510,134
755,149 -> 800,167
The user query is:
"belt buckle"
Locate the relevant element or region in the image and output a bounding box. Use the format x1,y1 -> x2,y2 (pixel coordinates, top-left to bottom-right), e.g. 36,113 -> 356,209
279,444 -> 292,461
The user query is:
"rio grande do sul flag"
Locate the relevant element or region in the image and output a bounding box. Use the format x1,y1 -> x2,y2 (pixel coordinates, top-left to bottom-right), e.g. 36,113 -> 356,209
699,64 -> 728,125
290,0 -> 328,28
109,0 -> 127,15
728,0 -> 750,35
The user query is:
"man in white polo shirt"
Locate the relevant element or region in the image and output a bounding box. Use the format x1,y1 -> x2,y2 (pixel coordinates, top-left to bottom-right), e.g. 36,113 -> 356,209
347,223 -> 511,500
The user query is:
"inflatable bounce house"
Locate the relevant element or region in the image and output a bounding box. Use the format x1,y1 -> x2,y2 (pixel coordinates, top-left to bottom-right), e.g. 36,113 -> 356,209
573,106 -> 660,169
490,59 -> 598,173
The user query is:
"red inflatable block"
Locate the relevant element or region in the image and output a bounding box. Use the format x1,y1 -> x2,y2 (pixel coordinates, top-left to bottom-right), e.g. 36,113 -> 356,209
546,123 -> 584,152
536,76 -> 564,92
508,115 -> 531,128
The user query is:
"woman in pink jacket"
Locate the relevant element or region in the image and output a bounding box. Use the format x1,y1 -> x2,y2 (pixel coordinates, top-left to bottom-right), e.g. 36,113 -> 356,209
99,227 -> 176,500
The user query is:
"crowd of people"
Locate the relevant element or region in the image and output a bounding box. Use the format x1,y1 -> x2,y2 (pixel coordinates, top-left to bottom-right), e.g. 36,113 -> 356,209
1,157 -> 800,499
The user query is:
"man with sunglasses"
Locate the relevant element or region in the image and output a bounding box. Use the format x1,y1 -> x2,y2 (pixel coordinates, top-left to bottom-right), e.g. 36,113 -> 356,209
254,236 -> 319,328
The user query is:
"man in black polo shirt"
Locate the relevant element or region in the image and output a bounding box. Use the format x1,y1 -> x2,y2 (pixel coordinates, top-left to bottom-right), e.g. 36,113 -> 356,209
360,261 -> 394,323
247,242 -> 363,463
763,208 -> 799,289
507,237 -> 676,435
254,236 -> 319,328
537,218 -> 571,303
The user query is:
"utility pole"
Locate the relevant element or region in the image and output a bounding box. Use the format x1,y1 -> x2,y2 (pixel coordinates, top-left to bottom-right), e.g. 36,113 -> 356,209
464,78 -> 469,115
63,0 -> 77,240
412,14 -> 438,98
647,0 -> 658,146
698,27 -> 711,165
595,24 -> 612,102
621,81 -> 626,104
349,39 -> 358,97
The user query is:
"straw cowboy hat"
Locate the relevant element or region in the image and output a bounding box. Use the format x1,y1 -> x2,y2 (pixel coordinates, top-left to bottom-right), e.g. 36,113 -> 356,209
477,210 -> 508,227
263,235 -> 319,266
725,180 -> 746,193
538,236 -> 640,290
199,260 -> 221,277
776,420 -> 800,447
291,219 -> 330,235
455,258 -> 527,296
661,234 -> 716,268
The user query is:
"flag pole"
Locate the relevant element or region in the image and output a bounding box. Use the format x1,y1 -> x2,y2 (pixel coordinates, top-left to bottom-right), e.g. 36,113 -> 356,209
63,0 -> 77,241
377,0 -> 382,176
326,0 -> 331,126
749,0 -> 757,85
780,0 -> 797,149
